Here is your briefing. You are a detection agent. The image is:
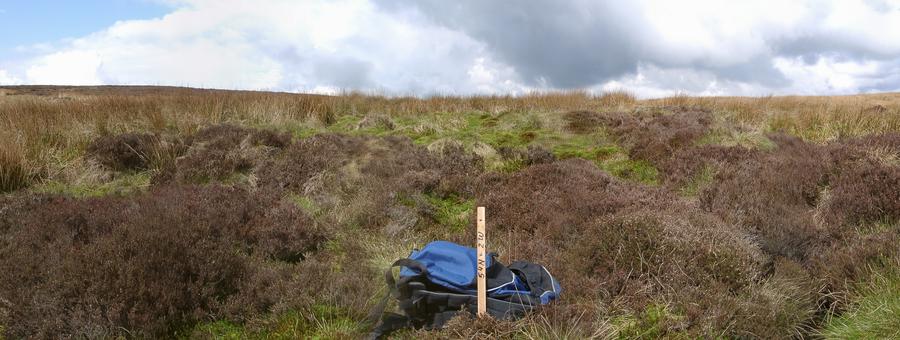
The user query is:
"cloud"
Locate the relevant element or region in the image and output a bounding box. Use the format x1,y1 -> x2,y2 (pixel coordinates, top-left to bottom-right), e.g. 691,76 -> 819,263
0,69 -> 22,85
2,0 -> 899,97
380,0 -> 900,93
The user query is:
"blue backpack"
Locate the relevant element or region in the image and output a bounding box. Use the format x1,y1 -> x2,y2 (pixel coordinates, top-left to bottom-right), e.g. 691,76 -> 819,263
368,241 -> 561,338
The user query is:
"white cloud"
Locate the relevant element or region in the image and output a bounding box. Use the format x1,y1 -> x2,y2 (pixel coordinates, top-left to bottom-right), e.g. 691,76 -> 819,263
595,64 -> 774,99
2,0 -> 899,96
26,50 -> 104,85
0,69 -> 22,85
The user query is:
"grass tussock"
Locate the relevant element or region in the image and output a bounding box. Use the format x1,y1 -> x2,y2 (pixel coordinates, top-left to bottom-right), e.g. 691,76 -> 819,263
1,86 -> 900,338
821,262 -> 900,339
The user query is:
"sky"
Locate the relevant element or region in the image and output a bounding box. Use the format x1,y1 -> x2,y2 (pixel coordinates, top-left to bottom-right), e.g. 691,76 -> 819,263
1,0 -> 899,98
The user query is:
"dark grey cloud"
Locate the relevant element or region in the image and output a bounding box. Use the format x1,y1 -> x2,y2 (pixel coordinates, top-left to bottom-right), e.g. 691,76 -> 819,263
378,0 -> 900,93
312,57 -> 373,89
377,0 -> 646,88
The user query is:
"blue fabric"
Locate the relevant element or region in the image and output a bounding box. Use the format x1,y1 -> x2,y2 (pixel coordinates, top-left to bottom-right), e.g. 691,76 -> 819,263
399,240 -> 560,304
540,269 -> 562,304
399,241 -> 489,291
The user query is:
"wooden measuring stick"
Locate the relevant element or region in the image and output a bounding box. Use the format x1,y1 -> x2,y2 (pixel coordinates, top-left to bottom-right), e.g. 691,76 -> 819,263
476,206 -> 487,317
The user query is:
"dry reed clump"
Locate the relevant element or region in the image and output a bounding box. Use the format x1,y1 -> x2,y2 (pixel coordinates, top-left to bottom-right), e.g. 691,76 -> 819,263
85,132 -> 188,179
152,124 -> 290,184
0,184 -> 329,338
86,133 -> 159,171
0,145 -> 34,193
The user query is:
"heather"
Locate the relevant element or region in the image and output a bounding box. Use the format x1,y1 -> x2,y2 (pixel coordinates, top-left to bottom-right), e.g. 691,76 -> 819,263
1,86 -> 899,338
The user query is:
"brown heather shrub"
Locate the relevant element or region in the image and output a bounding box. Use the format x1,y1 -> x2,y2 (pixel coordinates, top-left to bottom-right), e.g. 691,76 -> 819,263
603,108 -> 713,166
154,124 -> 290,184
86,132 -> 159,171
496,145 -> 557,168
563,110 -> 606,134
475,159 -> 654,237
525,145 -> 557,165
468,159 -> 797,337
431,314 -> 522,339
820,160 -> 900,230
85,132 -> 188,178
807,231 -> 900,309
567,211 -> 762,299
0,185 -> 328,338
712,258 -> 819,339
847,132 -> 900,153
700,134 -> 830,262
661,144 -> 760,188
805,138 -> 900,307
258,134 -> 483,234
694,132 -> 900,320
355,112 -> 396,131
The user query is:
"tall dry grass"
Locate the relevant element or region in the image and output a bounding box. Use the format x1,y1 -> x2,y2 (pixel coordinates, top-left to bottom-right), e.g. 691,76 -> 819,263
651,93 -> 900,140
1,87 -> 898,192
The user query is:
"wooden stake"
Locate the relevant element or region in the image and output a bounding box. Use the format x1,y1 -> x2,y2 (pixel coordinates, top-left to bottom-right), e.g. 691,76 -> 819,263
476,206 -> 487,317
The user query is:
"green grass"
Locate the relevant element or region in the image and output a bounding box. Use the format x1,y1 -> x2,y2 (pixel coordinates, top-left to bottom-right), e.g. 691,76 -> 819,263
613,303 -> 688,339
287,193 -> 321,216
425,194 -> 474,234
679,165 -> 716,196
191,305 -> 365,339
696,127 -> 776,151
277,110 -> 665,185
822,269 -> 900,339
599,156 -> 659,185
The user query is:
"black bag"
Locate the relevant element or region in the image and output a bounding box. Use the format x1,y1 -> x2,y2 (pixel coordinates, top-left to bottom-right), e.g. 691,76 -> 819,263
366,241 -> 561,339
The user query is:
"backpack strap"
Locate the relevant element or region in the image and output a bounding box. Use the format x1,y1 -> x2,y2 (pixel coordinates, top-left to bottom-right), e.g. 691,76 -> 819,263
366,258 -> 429,339
366,312 -> 409,340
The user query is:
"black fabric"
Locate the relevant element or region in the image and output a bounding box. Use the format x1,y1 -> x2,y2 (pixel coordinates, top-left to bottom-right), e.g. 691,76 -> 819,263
509,260 -> 555,298
368,257 -> 552,339
366,312 -> 409,340
365,259 -> 428,325
484,253 -> 518,290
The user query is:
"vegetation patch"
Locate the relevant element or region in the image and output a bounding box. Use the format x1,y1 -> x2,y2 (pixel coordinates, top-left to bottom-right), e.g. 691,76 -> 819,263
30,171 -> 152,197
678,164 -> 715,196
425,194 -> 474,234
3,89 -> 900,338
599,155 -> 659,185
612,304 -> 688,339
822,268 -> 900,339
191,305 -> 365,339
